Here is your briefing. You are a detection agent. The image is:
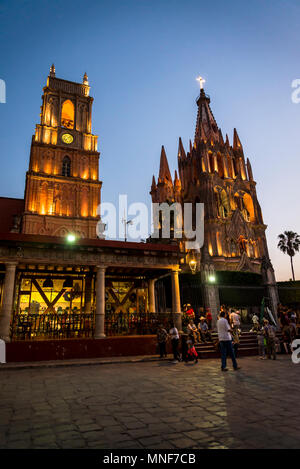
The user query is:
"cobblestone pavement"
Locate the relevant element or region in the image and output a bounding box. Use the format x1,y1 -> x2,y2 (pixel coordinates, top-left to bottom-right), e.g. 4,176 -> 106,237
0,355 -> 299,449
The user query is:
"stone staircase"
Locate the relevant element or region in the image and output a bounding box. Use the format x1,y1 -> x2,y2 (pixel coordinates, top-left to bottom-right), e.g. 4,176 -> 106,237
195,331 -> 259,359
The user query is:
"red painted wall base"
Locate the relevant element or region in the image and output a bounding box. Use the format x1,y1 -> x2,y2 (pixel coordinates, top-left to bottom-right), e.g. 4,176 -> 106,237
6,336 -> 167,363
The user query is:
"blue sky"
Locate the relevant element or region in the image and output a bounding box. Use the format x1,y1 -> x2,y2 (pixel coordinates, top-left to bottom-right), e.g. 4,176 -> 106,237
0,0 -> 300,280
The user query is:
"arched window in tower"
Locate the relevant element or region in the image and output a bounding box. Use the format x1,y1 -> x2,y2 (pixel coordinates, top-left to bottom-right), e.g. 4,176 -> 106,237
61,100 -> 74,129
208,152 -> 215,173
217,153 -> 224,178
243,193 -> 255,222
62,156 -> 71,177
232,158 -> 238,178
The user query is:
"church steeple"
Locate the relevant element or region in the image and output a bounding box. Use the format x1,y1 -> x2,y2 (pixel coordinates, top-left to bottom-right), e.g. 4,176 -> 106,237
158,146 -> 172,183
194,85 -> 219,145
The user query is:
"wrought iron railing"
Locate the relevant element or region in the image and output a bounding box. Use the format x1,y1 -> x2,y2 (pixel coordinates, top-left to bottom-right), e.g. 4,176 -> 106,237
11,311 -> 172,340
105,312 -> 170,336
11,313 -> 95,341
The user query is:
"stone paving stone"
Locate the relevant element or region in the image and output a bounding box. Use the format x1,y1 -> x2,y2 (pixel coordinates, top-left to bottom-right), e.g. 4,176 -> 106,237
169,437 -> 195,449
124,421 -> 147,430
138,436 -> 163,447
1,356 -> 300,449
183,429 -> 211,440
127,428 -> 155,439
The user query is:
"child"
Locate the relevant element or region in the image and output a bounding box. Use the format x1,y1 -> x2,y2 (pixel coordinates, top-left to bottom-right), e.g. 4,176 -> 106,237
185,334 -> 198,363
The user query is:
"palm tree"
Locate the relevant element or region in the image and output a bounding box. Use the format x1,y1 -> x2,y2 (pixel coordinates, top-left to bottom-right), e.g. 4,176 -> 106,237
278,231 -> 300,281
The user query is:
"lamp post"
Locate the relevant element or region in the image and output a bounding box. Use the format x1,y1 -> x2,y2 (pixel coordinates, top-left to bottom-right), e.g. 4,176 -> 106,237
189,258 -> 197,274
188,250 -> 198,274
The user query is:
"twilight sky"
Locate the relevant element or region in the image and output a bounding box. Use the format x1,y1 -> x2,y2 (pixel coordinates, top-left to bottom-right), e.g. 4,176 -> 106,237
0,0 -> 299,281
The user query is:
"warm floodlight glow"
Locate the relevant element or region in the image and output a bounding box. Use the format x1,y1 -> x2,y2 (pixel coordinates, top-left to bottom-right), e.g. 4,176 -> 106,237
196,76 -> 206,89
189,258 -> 197,274
66,233 -> 76,243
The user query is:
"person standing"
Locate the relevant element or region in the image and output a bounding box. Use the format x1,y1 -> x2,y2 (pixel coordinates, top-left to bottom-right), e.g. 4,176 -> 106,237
257,327 -> 266,359
169,324 -> 181,363
263,319 -> 277,360
217,311 -> 240,372
206,308 -> 213,330
198,317 -> 212,342
187,319 -> 200,343
289,309 -> 297,339
156,324 -> 168,358
231,327 -> 241,358
230,310 -> 241,331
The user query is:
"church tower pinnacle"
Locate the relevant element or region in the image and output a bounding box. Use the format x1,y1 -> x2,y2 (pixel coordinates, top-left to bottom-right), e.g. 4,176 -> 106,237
150,79 -> 269,271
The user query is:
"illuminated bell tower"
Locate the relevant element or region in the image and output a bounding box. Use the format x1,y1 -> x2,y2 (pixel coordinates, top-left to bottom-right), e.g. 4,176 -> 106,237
22,65 -> 102,238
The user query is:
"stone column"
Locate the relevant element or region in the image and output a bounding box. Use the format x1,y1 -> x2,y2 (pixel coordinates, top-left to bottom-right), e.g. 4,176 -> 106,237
261,256 -> 279,325
201,258 -> 220,328
171,270 -> 182,332
0,262 -> 18,342
94,266 -> 106,339
148,279 -> 156,313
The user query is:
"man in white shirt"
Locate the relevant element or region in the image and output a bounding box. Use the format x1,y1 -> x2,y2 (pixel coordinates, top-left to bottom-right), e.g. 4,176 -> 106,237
169,325 -> 181,362
217,311 -> 240,371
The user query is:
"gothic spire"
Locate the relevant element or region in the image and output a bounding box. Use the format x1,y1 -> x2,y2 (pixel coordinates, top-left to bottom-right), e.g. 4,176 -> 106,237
246,158 -> 253,181
194,87 -> 219,145
151,175 -> 157,191
233,128 -> 243,151
174,170 -> 181,188
158,146 -> 172,183
178,137 -> 186,160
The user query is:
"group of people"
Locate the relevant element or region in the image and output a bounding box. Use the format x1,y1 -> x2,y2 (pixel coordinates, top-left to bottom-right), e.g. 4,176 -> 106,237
156,305 -> 243,368
156,322 -> 199,364
278,304 -> 298,353
250,304 -> 299,359
156,303 -> 300,370
156,323 -> 185,363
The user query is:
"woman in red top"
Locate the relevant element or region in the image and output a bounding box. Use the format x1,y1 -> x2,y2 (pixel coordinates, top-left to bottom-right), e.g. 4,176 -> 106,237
206,309 -> 213,330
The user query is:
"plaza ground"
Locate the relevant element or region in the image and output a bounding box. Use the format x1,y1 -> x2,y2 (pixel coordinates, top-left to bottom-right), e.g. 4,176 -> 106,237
0,355 -> 299,449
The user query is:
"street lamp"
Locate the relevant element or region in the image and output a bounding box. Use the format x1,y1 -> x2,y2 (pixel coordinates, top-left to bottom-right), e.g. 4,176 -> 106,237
189,257 -> 197,274
208,275 -> 216,283
66,233 -> 76,243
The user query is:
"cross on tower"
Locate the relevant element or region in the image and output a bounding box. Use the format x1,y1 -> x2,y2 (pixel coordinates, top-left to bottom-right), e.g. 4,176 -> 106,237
196,76 -> 206,90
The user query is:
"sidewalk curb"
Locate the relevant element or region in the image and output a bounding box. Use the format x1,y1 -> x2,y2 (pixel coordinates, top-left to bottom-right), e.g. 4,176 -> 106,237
0,355 -> 170,371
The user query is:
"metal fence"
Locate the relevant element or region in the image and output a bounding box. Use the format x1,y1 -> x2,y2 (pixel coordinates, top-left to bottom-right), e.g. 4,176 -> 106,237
11,313 -> 95,340
105,312 -> 170,336
11,311 -> 172,340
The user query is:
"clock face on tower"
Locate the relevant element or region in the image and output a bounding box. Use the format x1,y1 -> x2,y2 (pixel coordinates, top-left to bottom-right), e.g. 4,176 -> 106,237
61,133 -> 74,144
